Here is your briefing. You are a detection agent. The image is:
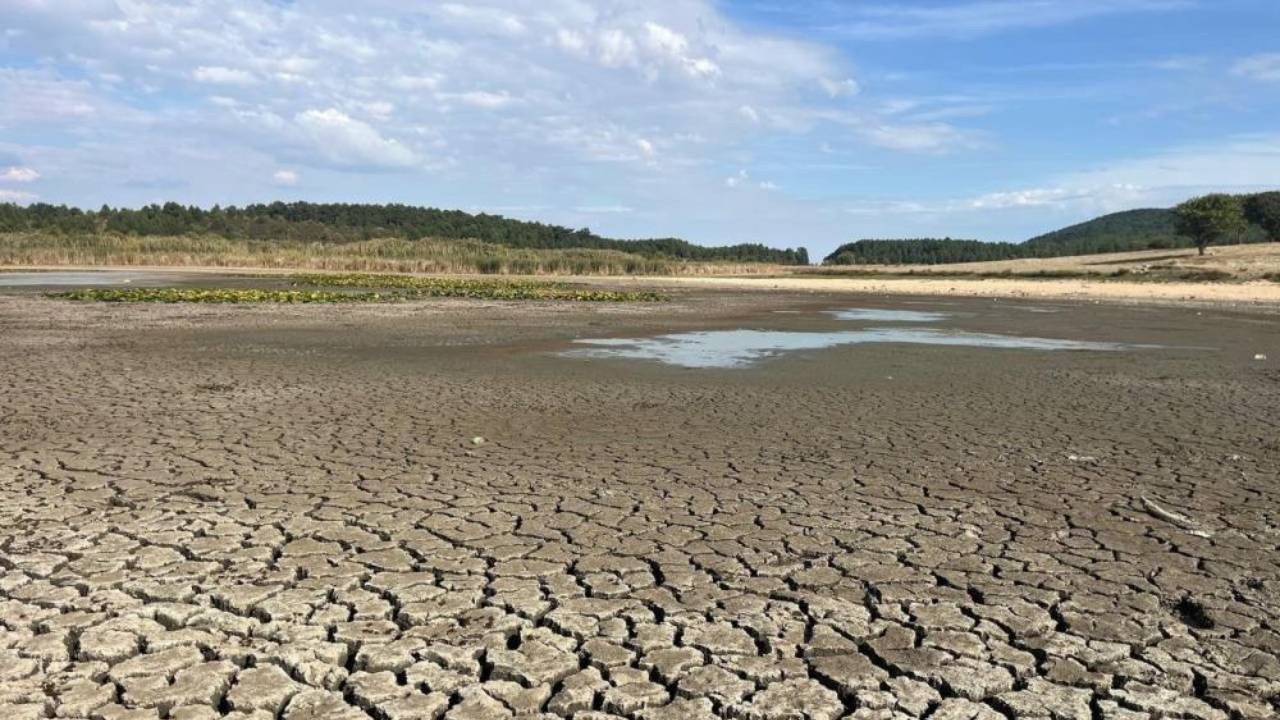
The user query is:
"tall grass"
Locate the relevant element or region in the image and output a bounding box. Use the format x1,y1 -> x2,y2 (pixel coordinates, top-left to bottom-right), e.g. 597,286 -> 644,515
0,232 -> 782,276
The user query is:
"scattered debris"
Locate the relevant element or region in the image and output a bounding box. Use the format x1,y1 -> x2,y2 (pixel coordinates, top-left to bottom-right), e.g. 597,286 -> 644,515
1141,496 -> 1213,538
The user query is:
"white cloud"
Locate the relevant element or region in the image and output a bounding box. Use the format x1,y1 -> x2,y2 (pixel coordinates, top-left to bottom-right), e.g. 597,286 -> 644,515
856,121 -> 979,153
832,0 -> 1193,39
819,77 -> 860,98
193,66 -> 256,85
1232,53 -> 1280,83
390,74 -> 442,91
0,189 -> 37,203
272,169 -> 298,186
725,169 -> 776,190
642,22 -> 720,79
2,166 -> 40,182
437,4 -> 526,37
360,101 -> 395,119
451,91 -> 513,109
294,109 -> 418,168
845,134 -> 1280,219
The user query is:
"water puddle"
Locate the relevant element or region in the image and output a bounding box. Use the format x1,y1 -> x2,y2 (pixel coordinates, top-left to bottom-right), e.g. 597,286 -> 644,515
827,308 -> 950,322
0,271 -> 149,286
563,304 -> 1157,368
564,328 -> 1147,368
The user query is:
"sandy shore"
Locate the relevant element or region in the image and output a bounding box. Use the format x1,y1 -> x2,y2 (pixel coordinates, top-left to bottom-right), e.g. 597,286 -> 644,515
629,274 -> 1280,307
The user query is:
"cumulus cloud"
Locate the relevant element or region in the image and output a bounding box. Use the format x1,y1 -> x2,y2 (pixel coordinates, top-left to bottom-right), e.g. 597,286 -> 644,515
845,134 -> 1280,219
2,166 -> 40,182
193,66 -> 256,85
819,77 -> 860,98
294,109 -> 418,169
0,0 -> 1006,252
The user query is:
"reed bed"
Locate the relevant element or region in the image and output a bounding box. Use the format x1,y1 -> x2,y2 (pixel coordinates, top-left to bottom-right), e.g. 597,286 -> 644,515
0,232 -> 782,276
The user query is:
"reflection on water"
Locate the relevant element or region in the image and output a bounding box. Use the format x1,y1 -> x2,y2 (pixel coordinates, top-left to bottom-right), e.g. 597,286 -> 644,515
564,328 -> 1148,369
0,271 -> 144,286
827,308 -> 950,322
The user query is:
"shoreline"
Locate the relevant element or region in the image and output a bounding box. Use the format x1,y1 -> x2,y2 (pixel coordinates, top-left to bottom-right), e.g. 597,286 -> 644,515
4,262 -> 1280,309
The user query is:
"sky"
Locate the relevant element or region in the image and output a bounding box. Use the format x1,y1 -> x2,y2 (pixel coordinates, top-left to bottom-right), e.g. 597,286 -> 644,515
1,0 -> 1279,259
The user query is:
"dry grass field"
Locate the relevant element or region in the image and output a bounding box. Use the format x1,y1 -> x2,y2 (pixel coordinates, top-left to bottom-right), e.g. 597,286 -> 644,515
803,242 -> 1280,282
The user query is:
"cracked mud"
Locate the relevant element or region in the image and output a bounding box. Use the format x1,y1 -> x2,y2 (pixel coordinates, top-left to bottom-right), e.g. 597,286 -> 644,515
1,291 -> 1278,720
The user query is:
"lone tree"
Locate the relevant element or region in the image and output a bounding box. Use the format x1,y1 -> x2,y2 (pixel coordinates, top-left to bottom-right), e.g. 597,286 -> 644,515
1174,194 -> 1246,256
1244,191 -> 1280,242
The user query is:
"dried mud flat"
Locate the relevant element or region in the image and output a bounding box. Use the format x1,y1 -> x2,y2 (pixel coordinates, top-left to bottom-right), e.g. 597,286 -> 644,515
1,290 -> 1279,720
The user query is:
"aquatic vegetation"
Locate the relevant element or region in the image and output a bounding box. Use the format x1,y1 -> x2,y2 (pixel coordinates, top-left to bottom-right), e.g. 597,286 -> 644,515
289,273 -> 666,302
48,288 -> 388,303
45,276 -> 666,303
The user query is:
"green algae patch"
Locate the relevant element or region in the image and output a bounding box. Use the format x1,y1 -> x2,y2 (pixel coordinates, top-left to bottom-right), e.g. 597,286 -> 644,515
289,273 -> 667,302
48,288 -> 388,303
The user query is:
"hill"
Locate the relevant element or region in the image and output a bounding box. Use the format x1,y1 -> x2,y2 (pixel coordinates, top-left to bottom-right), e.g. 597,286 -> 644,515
826,206 -> 1269,265
0,201 -> 809,266
1021,208 -> 1180,254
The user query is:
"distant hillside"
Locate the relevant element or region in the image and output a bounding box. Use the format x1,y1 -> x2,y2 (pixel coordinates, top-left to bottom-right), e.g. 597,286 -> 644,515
826,207 -> 1268,265
1022,209 -> 1180,254
0,201 -> 810,266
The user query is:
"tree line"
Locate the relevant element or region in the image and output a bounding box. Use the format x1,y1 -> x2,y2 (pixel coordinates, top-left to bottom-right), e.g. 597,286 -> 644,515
824,192 -> 1280,265
0,201 -> 810,265
1176,192 -> 1280,256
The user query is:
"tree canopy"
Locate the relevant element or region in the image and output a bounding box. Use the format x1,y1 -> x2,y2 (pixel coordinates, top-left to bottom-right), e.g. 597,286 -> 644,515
0,201 -> 810,265
1243,192 -> 1280,242
1174,194 -> 1247,256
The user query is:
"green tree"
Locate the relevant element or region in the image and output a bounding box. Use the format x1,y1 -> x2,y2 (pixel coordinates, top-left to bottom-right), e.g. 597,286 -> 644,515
1174,194 -> 1246,256
1243,191 -> 1280,242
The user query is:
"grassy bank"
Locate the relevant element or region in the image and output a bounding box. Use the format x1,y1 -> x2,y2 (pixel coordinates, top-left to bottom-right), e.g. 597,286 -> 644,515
0,232 -> 781,276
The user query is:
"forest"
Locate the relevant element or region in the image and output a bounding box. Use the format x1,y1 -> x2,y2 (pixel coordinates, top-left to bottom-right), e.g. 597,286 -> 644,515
0,201 -> 810,265
825,200 -> 1275,265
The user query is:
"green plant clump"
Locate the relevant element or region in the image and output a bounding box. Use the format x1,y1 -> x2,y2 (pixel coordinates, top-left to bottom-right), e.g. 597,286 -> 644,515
49,288 -> 388,303
289,273 -> 666,302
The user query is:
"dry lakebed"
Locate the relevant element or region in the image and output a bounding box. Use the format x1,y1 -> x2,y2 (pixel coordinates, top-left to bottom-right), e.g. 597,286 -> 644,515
1,271 -> 1278,720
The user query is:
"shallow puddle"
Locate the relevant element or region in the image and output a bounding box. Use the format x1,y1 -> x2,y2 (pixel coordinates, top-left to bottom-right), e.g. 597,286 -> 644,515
564,305 -> 1156,368
827,308 -> 950,322
0,271 -> 147,286
564,328 -> 1147,368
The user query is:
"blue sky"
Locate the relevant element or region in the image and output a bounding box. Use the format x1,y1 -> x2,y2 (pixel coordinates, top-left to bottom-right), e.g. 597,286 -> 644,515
1,1 -> 1278,258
